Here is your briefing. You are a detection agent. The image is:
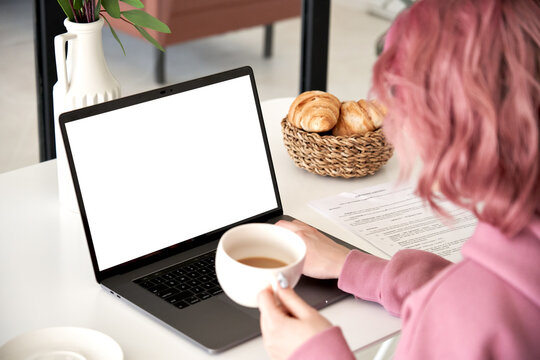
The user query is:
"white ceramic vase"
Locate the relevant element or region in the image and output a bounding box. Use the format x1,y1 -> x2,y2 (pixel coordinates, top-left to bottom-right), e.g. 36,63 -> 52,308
53,17 -> 120,211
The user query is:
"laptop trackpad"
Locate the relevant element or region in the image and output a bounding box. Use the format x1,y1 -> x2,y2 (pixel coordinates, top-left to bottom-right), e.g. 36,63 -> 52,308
177,296 -> 260,352
218,294 -> 260,320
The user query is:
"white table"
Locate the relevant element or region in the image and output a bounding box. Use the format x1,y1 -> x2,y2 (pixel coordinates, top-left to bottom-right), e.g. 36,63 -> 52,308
0,98 -> 401,359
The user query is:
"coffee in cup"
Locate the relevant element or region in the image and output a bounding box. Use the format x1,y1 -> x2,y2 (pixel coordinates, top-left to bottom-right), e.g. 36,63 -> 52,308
215,223 -> 306,308
237,256 -> 288,268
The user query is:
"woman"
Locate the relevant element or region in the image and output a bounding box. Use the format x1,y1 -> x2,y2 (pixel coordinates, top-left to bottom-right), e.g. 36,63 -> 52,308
258,0 -> 540,359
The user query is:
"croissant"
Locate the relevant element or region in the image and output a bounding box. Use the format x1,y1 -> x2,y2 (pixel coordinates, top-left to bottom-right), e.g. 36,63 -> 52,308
287,91 -> 341,132
358,99 -> 386,128
332,100 -> 386,136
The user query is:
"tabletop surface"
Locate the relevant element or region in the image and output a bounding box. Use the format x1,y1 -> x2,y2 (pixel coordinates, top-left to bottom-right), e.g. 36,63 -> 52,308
0,98 -> 401,359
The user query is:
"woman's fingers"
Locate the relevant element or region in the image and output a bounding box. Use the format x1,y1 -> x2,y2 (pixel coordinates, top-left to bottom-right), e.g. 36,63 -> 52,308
259,286 -> 315,320
259,289 -> 275,333
258,287 -> 284,318
275,219 -> 301,232
276,287 -> 315,320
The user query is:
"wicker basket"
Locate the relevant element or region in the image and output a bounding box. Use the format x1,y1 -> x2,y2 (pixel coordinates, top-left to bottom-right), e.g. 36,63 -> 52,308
281,118 -> 393,178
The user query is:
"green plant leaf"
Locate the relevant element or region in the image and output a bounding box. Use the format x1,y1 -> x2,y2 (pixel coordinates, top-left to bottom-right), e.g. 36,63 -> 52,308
94,0 -> 102,21
120,0 -> 144,9
73,0 -> 83,11
135,25 -> 165,52
102,0 -> 121,18
57,0 -> 75,21
122,10 -> 170,33
103,15 -> 126,55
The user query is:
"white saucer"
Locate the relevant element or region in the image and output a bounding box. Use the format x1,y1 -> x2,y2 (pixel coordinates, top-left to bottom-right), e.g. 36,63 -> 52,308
0,327 -> 123,360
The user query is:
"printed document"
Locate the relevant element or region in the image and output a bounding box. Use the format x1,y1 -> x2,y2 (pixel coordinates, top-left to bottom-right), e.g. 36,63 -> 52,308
309,182 -> 477,262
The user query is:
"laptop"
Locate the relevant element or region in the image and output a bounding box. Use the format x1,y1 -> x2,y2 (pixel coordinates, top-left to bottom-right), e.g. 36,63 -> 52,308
59,66 -> 356,353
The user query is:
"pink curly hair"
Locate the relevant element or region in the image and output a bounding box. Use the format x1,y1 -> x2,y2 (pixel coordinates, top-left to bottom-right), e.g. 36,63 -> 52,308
371,0 -> 540,236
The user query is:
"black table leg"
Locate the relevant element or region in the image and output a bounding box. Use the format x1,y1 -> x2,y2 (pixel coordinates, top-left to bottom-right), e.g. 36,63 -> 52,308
300,0 -> 331,93
33,0 -> 65,161
263,24 -> 273,58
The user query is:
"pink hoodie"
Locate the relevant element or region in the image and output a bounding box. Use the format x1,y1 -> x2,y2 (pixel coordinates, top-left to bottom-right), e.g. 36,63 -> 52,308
290,217 -> 540,359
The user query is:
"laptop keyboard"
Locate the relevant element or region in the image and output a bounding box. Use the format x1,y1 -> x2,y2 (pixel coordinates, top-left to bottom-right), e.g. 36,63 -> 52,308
133,250 -> 223,309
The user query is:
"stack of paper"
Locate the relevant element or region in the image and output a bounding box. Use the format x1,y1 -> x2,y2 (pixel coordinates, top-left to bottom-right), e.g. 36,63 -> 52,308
309,182 -> 477,263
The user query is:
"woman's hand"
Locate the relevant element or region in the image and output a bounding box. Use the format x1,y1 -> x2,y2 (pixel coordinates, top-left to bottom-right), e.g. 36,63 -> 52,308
258,286 -> 333,360
276,220 -> 350,279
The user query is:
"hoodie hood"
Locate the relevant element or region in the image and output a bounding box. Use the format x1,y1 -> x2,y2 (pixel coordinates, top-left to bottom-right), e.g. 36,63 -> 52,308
462,216 -> 540,308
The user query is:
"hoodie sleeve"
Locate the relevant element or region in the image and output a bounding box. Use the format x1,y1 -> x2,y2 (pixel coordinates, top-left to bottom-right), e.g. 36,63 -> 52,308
338,249 -> 452,316
288,326 -> 355,360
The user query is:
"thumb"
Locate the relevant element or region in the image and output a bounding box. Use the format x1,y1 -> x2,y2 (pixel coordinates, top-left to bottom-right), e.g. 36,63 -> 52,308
276,287 -> 315,320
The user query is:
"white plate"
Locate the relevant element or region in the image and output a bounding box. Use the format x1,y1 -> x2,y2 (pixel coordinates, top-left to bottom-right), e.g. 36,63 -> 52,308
0,327 -> 123,360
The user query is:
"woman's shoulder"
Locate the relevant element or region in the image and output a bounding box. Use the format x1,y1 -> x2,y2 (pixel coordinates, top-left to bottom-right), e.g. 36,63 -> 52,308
398,259 -> 540,359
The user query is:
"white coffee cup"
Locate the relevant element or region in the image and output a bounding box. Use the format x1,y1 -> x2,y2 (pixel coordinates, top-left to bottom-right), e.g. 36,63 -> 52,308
215,223 -> 306,308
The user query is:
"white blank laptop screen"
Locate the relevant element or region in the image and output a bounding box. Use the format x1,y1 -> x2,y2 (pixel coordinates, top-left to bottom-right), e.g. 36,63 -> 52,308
65,75 -> 278,271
